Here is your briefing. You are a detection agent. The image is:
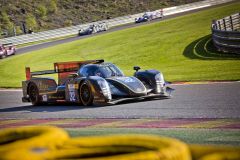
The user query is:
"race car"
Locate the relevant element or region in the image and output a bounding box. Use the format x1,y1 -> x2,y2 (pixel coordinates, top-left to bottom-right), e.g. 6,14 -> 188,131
135,10 -> 163,23
0,43 -> 16,59
135,14 -> 151,23
78,23 -> 108,36
5,43 -> 16,56
78,25 -> 94,36
22,59 -> 173,106
0,44 -> 7,59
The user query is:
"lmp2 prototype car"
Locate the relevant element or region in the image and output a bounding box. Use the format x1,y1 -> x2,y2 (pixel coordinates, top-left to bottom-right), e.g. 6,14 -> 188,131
22,59 -> 173,106
78,23 -> 108,36
135,10 -> 163,23
0,43 -> 16,59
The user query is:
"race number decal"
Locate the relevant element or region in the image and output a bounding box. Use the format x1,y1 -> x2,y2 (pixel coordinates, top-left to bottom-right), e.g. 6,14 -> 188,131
69,91 -> 76,102
121,77 -> 134,83
42,95 -> 47,102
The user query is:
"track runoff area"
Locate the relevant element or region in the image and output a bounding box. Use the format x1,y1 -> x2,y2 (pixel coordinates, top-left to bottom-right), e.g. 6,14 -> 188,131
0,2 -> 240,154
0,81 -> 239,146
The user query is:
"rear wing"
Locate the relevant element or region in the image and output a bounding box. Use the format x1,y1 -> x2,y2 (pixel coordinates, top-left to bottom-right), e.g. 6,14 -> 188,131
25,59 -> 104,85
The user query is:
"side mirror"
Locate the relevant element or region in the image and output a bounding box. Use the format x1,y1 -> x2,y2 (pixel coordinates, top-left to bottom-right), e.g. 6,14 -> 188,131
68,73 -> 78,79
133,66 -> 141,72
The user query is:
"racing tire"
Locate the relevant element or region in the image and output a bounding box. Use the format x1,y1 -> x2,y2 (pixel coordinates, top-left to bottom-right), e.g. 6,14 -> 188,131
79,81 -> 93,106
28,83 -> 40,105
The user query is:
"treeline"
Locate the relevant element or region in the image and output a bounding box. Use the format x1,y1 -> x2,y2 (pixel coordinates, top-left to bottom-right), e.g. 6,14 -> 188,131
0,0 -> 200,38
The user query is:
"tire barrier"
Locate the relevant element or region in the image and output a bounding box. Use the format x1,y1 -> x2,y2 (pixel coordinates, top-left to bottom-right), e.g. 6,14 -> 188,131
212,12 -> 240,54
0,126 -> 240,160
190,144 -> 240,160
0,126 -> 69,160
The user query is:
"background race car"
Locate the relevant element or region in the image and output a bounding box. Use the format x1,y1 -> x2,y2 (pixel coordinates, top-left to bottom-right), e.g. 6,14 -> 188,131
0,43 -> 16,59
0,44 -> 7,59
135,10 -> 163,23
78,22 -> 108,36
22,59 -> 173,106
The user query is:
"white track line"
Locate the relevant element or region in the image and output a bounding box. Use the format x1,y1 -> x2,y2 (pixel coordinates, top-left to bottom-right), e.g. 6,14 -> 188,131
171,81 -> 240,86
0,89 -> 22,92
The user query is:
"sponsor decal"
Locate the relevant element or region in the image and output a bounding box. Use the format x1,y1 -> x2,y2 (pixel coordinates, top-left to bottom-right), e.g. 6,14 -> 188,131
42,95 -> 47,101
48,95 -> 64,99
69,91 -> 76,102
117,77 -> 135,83
68,84 -> 78,102
68,84 -> 78,91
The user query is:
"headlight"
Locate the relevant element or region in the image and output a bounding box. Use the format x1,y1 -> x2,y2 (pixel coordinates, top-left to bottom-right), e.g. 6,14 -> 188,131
97,80 -> 112,100
155,73 -> 164,83
155,73 -> 165,93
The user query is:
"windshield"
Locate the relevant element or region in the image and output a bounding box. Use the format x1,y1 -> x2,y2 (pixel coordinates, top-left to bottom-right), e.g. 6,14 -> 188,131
97,64 -> 124,78
78,63 -> 124,78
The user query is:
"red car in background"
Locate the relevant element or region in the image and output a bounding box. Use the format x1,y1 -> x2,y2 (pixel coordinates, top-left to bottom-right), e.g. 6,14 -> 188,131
0,43 -> 16,59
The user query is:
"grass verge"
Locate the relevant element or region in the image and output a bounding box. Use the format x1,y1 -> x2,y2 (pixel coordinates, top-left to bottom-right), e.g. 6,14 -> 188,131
67,128 -> 240,146
0,2 -> 239,87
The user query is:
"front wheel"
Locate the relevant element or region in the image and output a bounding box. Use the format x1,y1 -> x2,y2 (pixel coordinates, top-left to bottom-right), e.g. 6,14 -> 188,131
28,83 -> 40,105
79,81 -> 93,106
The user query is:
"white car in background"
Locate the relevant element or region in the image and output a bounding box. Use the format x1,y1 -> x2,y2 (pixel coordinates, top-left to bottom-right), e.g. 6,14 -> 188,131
135,10 -> 163,23
79,22 -> 108,36
0,43 -> 16,59
0,44 -> 7,59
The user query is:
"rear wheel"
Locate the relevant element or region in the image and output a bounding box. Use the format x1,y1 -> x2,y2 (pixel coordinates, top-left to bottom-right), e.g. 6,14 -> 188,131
79,81 -> 93,106
28,83 -> 40,105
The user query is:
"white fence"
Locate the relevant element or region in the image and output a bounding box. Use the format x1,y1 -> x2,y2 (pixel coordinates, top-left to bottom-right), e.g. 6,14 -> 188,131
212,12 -> 240,54
0,0 -> 234,45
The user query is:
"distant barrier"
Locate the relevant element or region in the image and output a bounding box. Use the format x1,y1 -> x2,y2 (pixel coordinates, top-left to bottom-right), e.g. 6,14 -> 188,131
212,13 -> 240,54
0,0 -> 234,46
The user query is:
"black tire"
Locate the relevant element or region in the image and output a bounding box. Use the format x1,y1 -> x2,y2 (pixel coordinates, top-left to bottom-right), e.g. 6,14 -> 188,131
28,83 -> 40,105
79,81 -> 93,106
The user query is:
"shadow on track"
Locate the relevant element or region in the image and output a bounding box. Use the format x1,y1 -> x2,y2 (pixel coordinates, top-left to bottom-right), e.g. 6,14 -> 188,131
0,103 -> 106,113
183,34 -> 240,60
0,98 -> 170,113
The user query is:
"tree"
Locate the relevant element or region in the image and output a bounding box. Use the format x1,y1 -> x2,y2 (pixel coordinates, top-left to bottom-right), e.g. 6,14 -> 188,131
36,5 -> 47,18
64,19 -> 72,27
26,14 -> 38,30
0,27 -> 2,38
0,11 -> 13,29
48,0 -> 58,13
0,11 -> 15,36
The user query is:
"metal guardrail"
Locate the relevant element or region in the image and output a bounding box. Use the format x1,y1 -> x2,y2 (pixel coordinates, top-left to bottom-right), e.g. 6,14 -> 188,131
212,12 -> 240,54
0,0 -> 234,46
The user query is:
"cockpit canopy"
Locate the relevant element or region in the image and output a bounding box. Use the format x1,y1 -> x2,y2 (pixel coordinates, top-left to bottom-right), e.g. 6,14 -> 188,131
78,63 -> 124,78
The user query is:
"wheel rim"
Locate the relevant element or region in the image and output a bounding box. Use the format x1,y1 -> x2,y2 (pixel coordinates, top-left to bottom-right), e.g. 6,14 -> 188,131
81,84 -> 91,103
29,85 -> 38,103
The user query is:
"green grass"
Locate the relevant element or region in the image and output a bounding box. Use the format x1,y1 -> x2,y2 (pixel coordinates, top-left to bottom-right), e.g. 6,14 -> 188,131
0,2 -> 240,88
67,128 -> 240,146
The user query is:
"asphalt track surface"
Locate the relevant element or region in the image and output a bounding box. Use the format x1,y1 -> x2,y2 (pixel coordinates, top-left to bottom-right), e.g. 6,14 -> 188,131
15,1 -> 237,55
0,82 -> 239,119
